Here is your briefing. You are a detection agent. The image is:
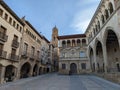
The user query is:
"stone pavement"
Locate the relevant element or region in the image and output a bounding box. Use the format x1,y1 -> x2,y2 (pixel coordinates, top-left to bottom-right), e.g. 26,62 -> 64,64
0,73 -> 120,90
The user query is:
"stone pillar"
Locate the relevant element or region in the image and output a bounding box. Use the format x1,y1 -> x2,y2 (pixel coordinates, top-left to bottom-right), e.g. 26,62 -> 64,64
0,66 -> 6,84
102,45 -> 108,73
29,66 -> 33,77
93,48 -> 97,72
15,67 -> 20,80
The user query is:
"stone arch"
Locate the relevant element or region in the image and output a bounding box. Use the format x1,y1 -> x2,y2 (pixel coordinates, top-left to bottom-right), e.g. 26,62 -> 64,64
103,27 -> 120,45
103,28 -> 120,72
95,40 -> 104,73
20,62 -> 31,78
4,65 -> 16,82
70,63 -> 77,75
67,40 -> 71,47
89,46 -> 95,72
62,40 -> 66,47
82,39 -> 86,46
97,21 -> 100,30
72,40 -> 75,46
105,9 -> 109,20
101,14 -> 105,25
33,64 -> 38,76
108,2 -> 114,14
77,39 -> 81,46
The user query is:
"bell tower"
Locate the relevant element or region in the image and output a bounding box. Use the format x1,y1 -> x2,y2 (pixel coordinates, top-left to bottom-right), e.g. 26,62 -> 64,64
52,26 -> 58,47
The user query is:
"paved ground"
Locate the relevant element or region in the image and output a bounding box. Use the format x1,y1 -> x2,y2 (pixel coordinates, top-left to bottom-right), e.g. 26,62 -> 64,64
0,73 -> 120,90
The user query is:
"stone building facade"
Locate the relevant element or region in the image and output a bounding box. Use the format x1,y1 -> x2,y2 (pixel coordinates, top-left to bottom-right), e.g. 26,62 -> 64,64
85,0 -> 120,82
0,0 -> 53,84
58,34 -> 91,75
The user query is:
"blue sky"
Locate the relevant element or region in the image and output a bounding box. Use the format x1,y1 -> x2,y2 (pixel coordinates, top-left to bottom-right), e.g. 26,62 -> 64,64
4,0 -> 100,41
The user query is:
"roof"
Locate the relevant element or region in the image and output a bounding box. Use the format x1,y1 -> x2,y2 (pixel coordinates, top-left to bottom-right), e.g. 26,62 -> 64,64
42,36 -> 50,43
25,20 -> 43,39
0,0 -> 24,26
25,20 -> 50,43
57,34 -> 86,40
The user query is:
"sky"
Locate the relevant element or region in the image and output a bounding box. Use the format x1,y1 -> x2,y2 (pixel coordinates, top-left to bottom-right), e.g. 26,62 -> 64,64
4,0 -> 101,41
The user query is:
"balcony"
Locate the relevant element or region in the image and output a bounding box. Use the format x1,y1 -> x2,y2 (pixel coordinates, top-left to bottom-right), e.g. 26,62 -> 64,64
0,32 -> 8,42
29,54 -> 35,61
8,54 -> 19,62
36,56 -> 41,62
41,60 -> 47,65
12,40 -> 19,48
21,52 -> 28,58
60,57 -> 88,61
0,50 -> 7,58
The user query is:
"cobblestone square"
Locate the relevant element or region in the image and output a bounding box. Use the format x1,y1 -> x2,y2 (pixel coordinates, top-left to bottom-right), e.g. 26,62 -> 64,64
0,73 -> 120,90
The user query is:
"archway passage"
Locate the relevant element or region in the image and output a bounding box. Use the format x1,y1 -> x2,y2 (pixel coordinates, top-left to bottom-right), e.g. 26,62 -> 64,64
20,62 -> 31,78
70,63 -> 77,75
33,64 -> 38,76
96,41 -> 104,73
39,67 -> 42,75
89,47 -> 95,72
106,30 -> 120,72
5,65 -> 16,82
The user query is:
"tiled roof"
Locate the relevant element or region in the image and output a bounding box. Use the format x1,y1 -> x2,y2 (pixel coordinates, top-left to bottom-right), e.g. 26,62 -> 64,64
58,34 -> 86,40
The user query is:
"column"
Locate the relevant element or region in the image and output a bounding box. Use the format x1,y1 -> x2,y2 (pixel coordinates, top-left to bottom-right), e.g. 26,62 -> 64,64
15,67 -> 20,80
0,66 -> 5,84
102,45 -> 108,73
93,48 -> 97,72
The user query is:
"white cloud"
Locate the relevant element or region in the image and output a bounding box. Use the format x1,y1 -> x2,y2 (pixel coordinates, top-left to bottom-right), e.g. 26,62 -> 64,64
71,0 -> 100,33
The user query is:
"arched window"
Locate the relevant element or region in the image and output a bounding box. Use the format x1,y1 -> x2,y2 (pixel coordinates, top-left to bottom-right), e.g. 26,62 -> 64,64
77,39 -> 81,46
101,15 -> 105,25
105,9 -> 109,20
82,39 -> 86,46
109,2 -> 114,14
67,40 -> 71,47
62,41 -> 66,47
93,28 -> 96,35
72,40 -> 75,46
98,21 -> 100,30
95,25 -> 98,33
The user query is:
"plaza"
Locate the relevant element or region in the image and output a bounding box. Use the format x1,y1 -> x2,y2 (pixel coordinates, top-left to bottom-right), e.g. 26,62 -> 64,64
0,73 -> 120,90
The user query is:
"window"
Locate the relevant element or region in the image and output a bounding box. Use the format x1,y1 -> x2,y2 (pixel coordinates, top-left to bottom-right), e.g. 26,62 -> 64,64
62,64 -> 66,69
9,17 -> 12,24
16,24 -> 19,29
24,43 -> 28,54
0,26 -> 6,39
62,41 -> 66,47
0,9 -> 3,16
80,51 -> 86,58
31,46 -> 35,56
101,15 -> 105,25
0,43 -> 3,51
98,21 -> 100,30
13,21 -> 16,27
20,27 -> 22,32
62,52 -> 66,57
81,63 -> 86,69
37,51 -> 40,58
67,40 -> 71,47
105,9 -> 109,20
109,2 -> 114,14
72,40 -> 75,46
4,13 -> 8,20
13,35 -> 18,41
